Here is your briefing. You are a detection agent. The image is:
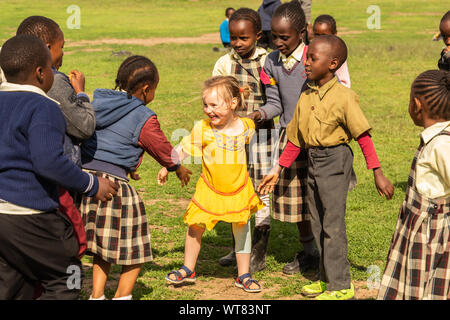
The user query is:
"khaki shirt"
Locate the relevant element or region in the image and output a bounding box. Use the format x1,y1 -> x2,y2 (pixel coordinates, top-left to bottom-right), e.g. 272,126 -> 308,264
286,76 -> 371,148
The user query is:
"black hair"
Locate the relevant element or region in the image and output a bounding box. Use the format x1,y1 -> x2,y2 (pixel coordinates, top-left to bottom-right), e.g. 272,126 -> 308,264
440,10 -> 450,24
114,55 -> 159,98
16,16 -> 61,44
412,70 -> 450,120
225,7 -> 235,18
312,35 -> 348,70
229,7 -> 262,33
272,0 -> 306,34
0,35 -> 51,82
314,14 -> 337,34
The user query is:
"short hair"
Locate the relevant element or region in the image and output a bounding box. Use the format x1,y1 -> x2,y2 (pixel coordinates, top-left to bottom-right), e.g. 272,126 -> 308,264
312,35 -> 348,70
0,35 -> 51,82
203,76 -> 248,112
314,14 -> 337,34
272,1 -> 306,33
16,16 -> 61,44
412,70 -> 450,120
114,55 -> 159,98
225,7 -> 235,18
229,7 -> 262,33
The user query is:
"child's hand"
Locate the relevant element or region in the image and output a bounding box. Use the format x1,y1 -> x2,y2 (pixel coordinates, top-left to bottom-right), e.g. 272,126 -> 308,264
68,70 -> 85,94
373,168 -> 394,200
257,165 -> 282,195
95,177 -> 119,202
157,167 -> 169,185
129,171 -> 141,180
176,165 -> 193,188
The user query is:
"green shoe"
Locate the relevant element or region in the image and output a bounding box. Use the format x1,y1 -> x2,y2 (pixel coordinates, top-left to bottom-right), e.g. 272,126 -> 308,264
315,283 -> 355,300
301,280 -> 327,297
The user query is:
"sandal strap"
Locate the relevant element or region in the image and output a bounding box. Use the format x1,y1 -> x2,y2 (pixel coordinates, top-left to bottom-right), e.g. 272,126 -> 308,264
237,273 -> 251,283
180,265 -> 194,277
243,278 -> 260,289
167,270 -> 183,280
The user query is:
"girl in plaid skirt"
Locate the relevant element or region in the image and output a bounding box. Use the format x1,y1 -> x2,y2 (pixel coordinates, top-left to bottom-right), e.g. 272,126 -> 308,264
212,7 -> 273,273
76,56 -> 192,300
378,70 -> 450,300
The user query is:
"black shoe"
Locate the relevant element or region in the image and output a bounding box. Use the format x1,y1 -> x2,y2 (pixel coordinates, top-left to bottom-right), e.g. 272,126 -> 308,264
219,250 -> 236,266
282,250 -> 320,275
249,226 -> 270,274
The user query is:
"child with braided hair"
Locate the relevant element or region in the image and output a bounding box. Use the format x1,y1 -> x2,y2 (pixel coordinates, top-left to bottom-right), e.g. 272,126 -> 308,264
378,70 -> 450,300
77,55 -> 192,300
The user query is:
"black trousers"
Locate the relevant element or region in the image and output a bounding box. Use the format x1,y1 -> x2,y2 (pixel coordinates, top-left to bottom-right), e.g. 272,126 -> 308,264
0,210 -> 83,300
307,144 -> 353,291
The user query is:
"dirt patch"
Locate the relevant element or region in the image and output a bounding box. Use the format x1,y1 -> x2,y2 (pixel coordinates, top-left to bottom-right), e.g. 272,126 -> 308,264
67,32 -> 221,48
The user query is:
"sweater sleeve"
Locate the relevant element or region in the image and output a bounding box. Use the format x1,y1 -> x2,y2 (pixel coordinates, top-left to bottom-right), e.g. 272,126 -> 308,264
138,115 -> 180,171
278,141 -> 301,168
258,58 -> 284,121
356,131 -> 381,169
47,73 -> 96,141
28,102 -> 98,196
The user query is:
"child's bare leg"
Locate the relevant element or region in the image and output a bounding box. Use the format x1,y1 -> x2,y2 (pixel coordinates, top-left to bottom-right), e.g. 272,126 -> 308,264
113,264 -> 142,299
169,224 -> 205,279
91,255 -> 111,298
236,253 -> 250,275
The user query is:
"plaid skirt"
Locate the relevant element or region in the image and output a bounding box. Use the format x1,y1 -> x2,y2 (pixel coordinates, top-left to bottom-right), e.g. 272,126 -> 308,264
247,119 -> 275,188
377,187 -> 450,300
272,127 -> 309,223
75,170 -> 153,265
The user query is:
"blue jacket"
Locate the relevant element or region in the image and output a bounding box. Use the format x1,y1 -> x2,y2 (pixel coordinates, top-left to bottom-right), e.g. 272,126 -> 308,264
81,89 -> 156,171
220,19 -> 230,44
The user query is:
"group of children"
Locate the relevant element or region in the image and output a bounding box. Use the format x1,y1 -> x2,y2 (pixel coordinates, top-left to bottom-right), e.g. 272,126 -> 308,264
0,3 -> 448,300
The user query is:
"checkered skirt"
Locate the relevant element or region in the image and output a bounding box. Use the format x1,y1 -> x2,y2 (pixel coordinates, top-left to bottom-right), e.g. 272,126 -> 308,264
378,134 -> 450,300
272,127 -> 309,223
75,170 -> 153,265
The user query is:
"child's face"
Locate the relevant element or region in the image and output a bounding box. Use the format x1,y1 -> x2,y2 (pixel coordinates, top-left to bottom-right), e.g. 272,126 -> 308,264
440,19 -> 450,50
229,20 -> 260,59
48,28 -> 64,70
271,17 -> 304,56
313,22 -> 335,37
304,40 -> 337,82
202,88 -> 236,128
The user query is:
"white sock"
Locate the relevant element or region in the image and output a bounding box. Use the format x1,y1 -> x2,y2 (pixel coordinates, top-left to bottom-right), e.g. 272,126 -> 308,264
112,295 -> 132,300
89,294 -> 106,300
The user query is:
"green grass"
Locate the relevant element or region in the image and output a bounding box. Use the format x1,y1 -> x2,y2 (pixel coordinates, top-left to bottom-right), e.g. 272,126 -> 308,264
1,0 -> 447,300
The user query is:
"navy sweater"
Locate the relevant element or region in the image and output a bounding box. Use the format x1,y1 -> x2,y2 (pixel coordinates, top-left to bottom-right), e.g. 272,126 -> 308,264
0,91 -> 98,211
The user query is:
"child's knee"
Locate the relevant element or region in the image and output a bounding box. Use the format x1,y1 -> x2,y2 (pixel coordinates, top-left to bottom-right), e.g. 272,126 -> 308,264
232,221 -> 251,254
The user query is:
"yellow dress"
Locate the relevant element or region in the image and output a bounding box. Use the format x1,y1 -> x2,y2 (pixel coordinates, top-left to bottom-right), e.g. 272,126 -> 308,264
181,117 -> 265,231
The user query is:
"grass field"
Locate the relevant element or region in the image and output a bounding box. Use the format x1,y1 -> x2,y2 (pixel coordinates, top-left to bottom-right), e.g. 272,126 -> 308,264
0,0 -> 447,300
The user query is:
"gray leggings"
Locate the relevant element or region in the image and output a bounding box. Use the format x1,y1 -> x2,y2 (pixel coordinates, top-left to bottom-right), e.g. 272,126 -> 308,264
232,220 -> 252,254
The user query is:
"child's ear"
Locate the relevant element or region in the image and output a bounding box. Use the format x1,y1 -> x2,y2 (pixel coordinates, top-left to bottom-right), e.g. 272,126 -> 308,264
35,66 -> 45,84
329,57 -> 339,73
256,31 -> 262,42
231,97 -> 238,110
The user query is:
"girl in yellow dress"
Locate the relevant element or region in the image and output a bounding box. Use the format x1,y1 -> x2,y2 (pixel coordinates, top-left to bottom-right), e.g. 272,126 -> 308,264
159,76 -> 265,293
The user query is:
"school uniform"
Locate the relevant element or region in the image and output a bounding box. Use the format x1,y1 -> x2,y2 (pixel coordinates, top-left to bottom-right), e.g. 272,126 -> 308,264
0,83 -> 100,299
284,76 -> 373,291
378,122 -> 450,300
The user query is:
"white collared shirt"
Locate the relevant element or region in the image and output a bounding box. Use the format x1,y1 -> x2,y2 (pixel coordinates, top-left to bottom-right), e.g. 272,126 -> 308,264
279,42 -> 306,71
416,121 -> 450,199
212,46 -> 268,76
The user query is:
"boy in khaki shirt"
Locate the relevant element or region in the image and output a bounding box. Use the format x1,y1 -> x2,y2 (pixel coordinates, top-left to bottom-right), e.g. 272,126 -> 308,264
258,35 -> 394,300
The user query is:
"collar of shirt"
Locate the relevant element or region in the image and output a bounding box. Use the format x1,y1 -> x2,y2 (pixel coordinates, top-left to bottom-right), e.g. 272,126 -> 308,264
307,76 -> 339,100
421,121 -> 450,145
231,46 -> 267,61
0,81 -> 60,105
279,42 -> 305,70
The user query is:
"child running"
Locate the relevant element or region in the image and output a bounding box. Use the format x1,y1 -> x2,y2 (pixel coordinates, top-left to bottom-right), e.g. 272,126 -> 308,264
258,35 -> 394,300
312,14 -> 351,88
378,70 -> 450,300
212,7 -> 273,273
247,0 -> 319,275
162,76 -> 265,293
77,55 -> 192,300
0,35 -> 117,300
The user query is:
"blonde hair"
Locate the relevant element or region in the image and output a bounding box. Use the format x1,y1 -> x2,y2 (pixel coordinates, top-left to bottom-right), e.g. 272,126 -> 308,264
202,76 -> 250,112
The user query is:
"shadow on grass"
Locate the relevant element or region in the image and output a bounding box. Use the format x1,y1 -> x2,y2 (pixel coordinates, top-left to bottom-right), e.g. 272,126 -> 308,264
394,181 -> 408,193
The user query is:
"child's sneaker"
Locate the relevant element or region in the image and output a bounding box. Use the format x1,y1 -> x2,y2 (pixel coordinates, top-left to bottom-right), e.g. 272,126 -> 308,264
301,280 -> 327,297
315,283 -> 355,300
